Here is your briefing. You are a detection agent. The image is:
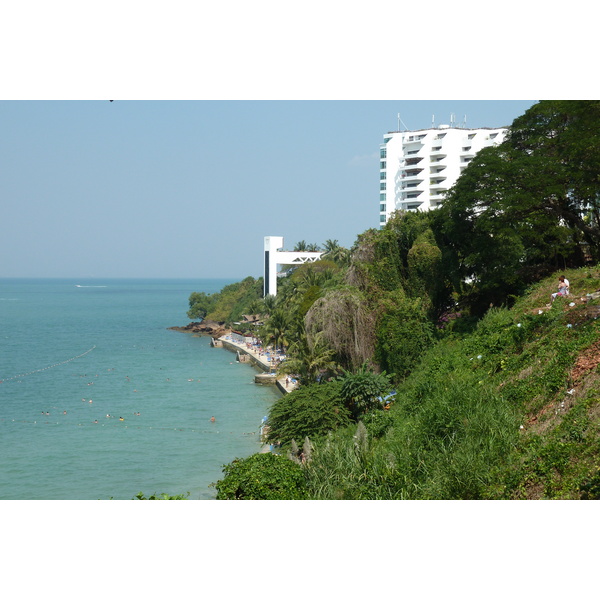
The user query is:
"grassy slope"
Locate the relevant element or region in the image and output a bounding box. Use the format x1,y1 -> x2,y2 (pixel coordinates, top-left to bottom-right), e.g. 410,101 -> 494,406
305,266 -> 600,500
481,267 -> 600,499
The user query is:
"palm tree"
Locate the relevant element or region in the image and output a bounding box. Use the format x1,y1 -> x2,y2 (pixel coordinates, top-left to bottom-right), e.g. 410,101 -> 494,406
281,329 -> 339,384
260,308 -> 291,352
322,239 -> 340,255
322,239 -> 350,265
262,294 -> 277,314
294,240 -> 308,252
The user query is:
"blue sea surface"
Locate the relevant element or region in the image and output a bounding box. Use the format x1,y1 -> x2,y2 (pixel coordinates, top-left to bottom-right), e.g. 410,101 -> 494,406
0,278 -> 279,500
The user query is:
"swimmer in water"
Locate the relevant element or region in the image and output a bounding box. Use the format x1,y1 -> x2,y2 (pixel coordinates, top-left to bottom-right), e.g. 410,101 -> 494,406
210,416 -> 216,423
119,417 -> 124,421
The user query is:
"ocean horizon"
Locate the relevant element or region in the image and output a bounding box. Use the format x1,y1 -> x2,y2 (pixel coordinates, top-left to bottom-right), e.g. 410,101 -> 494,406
0,277 -> 279,500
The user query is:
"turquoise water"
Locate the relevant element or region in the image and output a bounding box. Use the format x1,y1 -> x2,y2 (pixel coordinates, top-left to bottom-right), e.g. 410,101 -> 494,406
0,278 -> 280,500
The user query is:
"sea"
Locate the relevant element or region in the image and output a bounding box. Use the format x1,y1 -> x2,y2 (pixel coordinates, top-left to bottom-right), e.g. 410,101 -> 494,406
0,278 -> 281,500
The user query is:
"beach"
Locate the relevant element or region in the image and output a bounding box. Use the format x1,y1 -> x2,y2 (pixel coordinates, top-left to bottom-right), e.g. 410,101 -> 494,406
217,333 -> 299,395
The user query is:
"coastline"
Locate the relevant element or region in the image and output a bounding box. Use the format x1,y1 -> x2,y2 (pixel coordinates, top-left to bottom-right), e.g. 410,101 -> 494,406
217,333 -> 299,395
171,324 -> 299,457
216,334 -> 298,455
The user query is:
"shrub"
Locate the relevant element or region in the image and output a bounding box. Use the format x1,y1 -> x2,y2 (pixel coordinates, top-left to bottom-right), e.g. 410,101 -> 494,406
213,453 -> 308,500
265,381 -> 351,446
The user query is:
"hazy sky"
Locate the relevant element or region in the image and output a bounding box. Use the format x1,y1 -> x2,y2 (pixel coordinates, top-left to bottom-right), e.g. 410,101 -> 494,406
0,100 -> 536,280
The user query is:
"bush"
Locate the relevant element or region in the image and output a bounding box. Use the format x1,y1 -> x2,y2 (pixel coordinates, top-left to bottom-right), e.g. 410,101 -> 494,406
213,453 -> 308,500
265,381 -> 351,446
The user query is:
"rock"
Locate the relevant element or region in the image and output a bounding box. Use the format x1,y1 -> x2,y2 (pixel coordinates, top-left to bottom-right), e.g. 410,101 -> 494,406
168,321 -> 232,338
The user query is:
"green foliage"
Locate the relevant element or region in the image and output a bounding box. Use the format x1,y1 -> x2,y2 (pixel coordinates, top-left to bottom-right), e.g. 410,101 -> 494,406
187,291 -> 216,320
265,381 -> 352,446
304,421 -> 400,500
374,292 -> 435,381
304,285 -> 376,371
212,452 -> 308,500
433,100 -> 600,314
133,491 -> 190,500
259,308 -> 291,351
187,277 -> 263,324
279,329 -> 339,384
339,364 -> 393,419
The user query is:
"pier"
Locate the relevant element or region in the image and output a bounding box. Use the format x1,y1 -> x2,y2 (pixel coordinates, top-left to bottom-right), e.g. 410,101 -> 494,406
216,334 -> 298,394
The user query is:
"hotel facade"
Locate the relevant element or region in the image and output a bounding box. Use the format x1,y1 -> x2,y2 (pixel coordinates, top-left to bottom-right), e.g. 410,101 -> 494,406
379,122 -> 508,225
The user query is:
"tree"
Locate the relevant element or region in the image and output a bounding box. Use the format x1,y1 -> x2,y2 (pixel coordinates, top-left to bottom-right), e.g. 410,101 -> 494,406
432,101 -> 600,313
322,239 -> 350,265
259,308 -> 291,351
305,286 -> 376,371
374,292 -> 435,381
339,364 -> 394,420
265,381 -> 351,446
213,453 -> 308,499
187,291 -> 217,320
280,329 -> 339,384
187,277 -> 263,323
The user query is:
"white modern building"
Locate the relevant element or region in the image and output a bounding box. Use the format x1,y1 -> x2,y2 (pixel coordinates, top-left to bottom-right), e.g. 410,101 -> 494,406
264,236 -> 324,297
379,119 -> 508,226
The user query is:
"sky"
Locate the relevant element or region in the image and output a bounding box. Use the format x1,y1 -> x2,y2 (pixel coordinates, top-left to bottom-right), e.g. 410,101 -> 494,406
0,99 -> 537,279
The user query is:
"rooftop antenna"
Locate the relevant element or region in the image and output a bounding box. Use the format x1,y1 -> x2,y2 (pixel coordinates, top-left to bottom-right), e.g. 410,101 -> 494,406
450,113 -> 455,127
432,114 -> 435,128
397,113 -> 409,131
463,114 -> 467,128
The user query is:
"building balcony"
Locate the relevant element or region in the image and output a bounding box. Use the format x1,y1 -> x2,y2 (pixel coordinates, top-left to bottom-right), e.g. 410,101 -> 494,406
400,173 -> 425,184
429,149 -> 447,158
430,189 -> 447,200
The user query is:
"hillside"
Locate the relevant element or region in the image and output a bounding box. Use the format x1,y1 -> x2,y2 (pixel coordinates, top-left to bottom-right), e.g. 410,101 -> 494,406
213,266 -> 600,500
328,266 -> 600,500
478,267 -> 600,499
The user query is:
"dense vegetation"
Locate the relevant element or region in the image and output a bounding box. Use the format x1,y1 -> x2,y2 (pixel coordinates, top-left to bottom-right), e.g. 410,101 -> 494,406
205,101 -> 600,500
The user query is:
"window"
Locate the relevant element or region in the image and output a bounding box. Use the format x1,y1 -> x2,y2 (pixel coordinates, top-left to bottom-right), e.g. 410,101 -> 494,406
380,193 -> 386,202
380,148 -> 387,158
380,172 -> 386,180
380,183 -> 386,190
380,203 -> 386,212
380,161 -> 386,170
380,214 -> 386,223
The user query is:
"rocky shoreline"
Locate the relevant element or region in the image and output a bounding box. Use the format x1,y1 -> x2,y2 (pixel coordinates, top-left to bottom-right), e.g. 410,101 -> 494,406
168,320 -> 232,338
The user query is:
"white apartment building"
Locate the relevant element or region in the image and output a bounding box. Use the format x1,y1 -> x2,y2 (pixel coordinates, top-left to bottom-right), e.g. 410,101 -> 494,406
379,121 -> 507,226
